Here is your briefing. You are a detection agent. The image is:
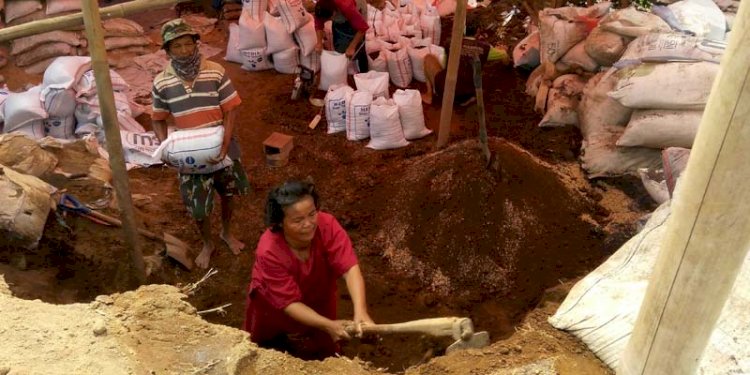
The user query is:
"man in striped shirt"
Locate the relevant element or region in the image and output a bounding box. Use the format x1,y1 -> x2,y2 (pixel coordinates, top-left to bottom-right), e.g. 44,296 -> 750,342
152,19 -> 250,269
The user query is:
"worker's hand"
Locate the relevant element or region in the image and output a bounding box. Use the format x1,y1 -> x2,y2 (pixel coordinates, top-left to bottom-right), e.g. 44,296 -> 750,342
207,149 -> 227,164
345,45 -> 356,59
315,41 -> 323,54
351,312 -> 375,338
324,320 -> 352,342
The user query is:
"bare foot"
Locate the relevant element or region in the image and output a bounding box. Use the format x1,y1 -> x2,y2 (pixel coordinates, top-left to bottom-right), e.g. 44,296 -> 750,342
221,232 -> 245,255
421,92 -> 433,105
195,242 -> 215,269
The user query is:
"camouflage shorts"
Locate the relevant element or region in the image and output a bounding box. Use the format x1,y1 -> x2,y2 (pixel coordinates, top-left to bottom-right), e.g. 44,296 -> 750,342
178,160 -> 250,221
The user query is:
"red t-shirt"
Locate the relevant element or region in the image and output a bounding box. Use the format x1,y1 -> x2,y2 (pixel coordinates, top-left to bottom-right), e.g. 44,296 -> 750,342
243,212 -> 358,346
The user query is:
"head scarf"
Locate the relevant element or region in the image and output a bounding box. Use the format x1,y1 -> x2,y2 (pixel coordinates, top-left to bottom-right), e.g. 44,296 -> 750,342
170,47 -> 202,82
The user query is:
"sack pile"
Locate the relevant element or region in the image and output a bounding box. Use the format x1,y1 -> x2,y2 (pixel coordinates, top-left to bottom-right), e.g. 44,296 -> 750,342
516,0 -> 731,202
1,56 -> 147,154
8,16 -> 153,74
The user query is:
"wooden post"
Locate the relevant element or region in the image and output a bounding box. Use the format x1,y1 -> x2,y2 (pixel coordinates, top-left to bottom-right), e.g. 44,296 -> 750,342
619,2 -> 750,374
81,0 -> 146,285
0,0 -> 190,42
435,0 -> 467,148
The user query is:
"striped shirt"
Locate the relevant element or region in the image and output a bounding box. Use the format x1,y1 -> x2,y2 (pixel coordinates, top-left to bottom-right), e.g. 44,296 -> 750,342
152,60 -> 242,129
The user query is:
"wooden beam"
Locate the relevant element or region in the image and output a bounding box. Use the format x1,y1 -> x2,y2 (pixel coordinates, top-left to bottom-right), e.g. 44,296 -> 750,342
81,0 -> 146,285
0,0 -> 190,43
436,0 -> 467,148
619,1 -> 750,373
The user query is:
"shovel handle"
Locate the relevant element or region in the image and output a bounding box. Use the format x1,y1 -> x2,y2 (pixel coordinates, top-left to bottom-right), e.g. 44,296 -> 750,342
346,317 -> 474,339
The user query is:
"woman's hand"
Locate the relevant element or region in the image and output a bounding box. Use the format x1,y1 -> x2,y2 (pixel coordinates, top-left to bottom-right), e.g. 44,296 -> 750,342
350,311 -> 375,337
345,45 -> 356,59
315,41 -> 324,54
324,320 -> 352,342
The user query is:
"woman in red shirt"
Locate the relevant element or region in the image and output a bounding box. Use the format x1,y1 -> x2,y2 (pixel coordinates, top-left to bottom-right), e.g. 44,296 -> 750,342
243,180 -> 374,359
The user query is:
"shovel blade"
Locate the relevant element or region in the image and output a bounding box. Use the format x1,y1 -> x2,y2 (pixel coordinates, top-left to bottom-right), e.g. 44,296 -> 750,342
446,331 -> 490,353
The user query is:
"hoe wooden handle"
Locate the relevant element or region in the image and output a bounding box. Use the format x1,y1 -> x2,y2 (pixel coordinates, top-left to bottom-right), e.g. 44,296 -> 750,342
346,317 -> 473,339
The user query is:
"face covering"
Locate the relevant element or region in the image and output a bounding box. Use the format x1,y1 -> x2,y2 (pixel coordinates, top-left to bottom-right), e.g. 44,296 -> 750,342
170,47 -> 202,81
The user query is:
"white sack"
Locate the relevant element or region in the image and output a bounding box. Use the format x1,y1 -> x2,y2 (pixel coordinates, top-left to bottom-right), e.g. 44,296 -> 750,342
238,11 -> 267,49
584,27 -> 631,67
75,69 -> 130,96
272,46 -> 300,74
539,3 -> 611,64
42,88 -> 77,118
668,0 -> 726,40
5,0 -> 43,23
41,56 -> 91,93
617,109 -> 702,149
420,6 -> 441,45
293,20 -> 317,56
264,12 -> 296,54
638,168 -> 670,204
367,4 -> 383,27
609,62 -> 719,110
599,7 -> 672,37
384,47 -> 413,88
354,71 -> 390,99
367,97 -> 409,150
225,23 -> 243,64
3,86 -> 47,135
345,90 -> 372,141
242,0 -> 268,20
367,49 -> 388,72
513,31 -> 541,69
524,66 -> 545,98
578,69 -> 632,139
393,89 -> 431,140
617,33 -> 725,66
366,37 -> 382,54
319,50 -> 348,91
120,130 -> 163,167
539,74 -> 587,128
558,40 -> 599,72
277,0 -> 311,33
662,147 -> 690,195
325,84 -> 354,134
0,164 -> 55,249
580,125 -> 662,178
45,0 -> 81,15
240,47 -> 274,71
43,116 -> 75,139
430,44 -> 447,68
151,126 -> 233,174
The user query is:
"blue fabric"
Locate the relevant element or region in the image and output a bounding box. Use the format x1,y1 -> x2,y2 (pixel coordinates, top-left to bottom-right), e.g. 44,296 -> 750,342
332,21 -> 368,73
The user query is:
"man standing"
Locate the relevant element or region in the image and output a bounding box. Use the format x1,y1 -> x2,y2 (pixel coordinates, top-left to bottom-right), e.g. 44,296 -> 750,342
152,19 -> 250,268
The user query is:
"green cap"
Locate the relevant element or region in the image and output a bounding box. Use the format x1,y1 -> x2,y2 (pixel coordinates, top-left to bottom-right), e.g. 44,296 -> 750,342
161,18 -> 199,49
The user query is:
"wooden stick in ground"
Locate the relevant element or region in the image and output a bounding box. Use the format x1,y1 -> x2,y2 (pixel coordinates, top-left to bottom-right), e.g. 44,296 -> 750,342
0,0 -> 191,42
619,1 -> 750,373
472,57 -> 491,165
436,0 -> 468,148
81,0 -> 146,285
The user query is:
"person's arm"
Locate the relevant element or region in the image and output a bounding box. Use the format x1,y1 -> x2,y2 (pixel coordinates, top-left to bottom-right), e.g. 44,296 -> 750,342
343,264 -> 373,335
284,302 -> 351,342
153,120 -> 168,143
316,29 -> 325,54
345,30 -> 365,58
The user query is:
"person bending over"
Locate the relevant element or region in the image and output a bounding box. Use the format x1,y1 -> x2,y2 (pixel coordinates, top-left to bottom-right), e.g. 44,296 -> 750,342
313,0 -> 370,73
243,180 -> 374,360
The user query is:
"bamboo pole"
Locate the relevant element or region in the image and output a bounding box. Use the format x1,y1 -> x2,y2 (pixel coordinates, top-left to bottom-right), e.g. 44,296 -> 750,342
435,0 -> 467,148
0,0 -> 190,43
619,2 -> 750,374
81,0 -> 146,285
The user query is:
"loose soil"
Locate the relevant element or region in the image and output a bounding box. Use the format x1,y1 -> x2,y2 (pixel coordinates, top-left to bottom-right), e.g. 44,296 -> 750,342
0,1 -> 655,374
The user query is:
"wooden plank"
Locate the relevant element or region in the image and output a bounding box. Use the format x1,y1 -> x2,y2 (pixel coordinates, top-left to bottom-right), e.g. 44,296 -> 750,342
435,0 -> 468,148
81,0 -> 146,285
620,1 -> 750,373
0,0 -> 190,43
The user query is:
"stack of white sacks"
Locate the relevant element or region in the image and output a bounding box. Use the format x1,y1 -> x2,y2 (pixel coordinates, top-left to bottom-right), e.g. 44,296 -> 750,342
515,0 -> 730,202
224,0 -> 321,74
0,56 -> 148,154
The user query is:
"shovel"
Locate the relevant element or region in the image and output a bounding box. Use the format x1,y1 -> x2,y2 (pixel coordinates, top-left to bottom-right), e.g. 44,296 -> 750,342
58,194 -> 194,270
344,317 -> 490,353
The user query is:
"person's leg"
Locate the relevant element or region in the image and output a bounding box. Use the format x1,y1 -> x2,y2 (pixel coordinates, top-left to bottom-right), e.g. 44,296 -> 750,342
422,54 -> 443,105
214,160 -> 251,255
178,173 -> 217,269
